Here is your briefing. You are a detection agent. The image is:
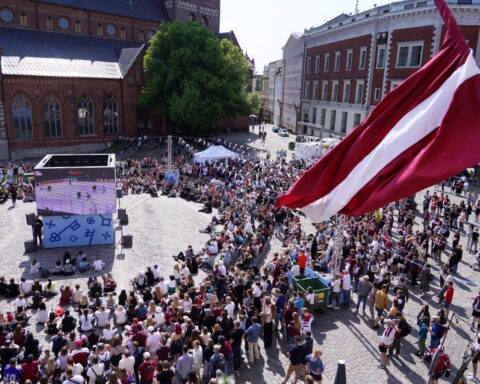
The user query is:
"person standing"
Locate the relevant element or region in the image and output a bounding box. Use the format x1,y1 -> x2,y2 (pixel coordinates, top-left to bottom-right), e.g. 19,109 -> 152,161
417,317 -> 428,357
174,346 -> 193,384
305,350 -> 324,384
443,281 -> 455,316
245,317 -> 261,363
378,320 -> 396,369
230,320 -> 244,373
373,285 -> 389,329
33,215 -> 43,249
471,334 -> 480,382
282,336 -> 304,384
138,352 -> 156,384
471,227 -> 480,254
472,292 -> 480,332
9,184 -> 17,207
354,276 -> 372,315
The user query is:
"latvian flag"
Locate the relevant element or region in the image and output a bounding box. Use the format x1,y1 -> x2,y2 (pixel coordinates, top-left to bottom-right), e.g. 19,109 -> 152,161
278,0 -> 480,223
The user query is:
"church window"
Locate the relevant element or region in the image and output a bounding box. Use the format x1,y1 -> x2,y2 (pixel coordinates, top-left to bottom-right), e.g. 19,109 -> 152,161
78,95 -> 94,135
103,96 -> 119,134
12,94 -> 33,139
0,7 -> 14,23
44,96 -> 62,138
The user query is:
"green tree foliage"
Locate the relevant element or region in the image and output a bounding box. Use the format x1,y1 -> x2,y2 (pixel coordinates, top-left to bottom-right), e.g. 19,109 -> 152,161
142,22 -> 255,136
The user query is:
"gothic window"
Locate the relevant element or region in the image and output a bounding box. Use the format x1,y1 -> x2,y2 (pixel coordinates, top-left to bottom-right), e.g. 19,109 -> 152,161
12,94 -> 33,139
78,95 -> 94,135
139,30 -> 144,41
44,96 -> 62,137
20,12 -> 27,26
75,20 -> 81,33
201,15 -> 208,26
46,16 -> 53,30
96,23 -> 103,36
103,95 -> 118,134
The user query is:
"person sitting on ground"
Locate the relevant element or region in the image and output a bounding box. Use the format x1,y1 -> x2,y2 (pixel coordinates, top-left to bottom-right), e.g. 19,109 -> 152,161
92,257 -> 105,272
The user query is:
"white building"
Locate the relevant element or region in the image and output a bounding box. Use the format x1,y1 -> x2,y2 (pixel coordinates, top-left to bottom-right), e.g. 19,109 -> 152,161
280,33 -> 304,133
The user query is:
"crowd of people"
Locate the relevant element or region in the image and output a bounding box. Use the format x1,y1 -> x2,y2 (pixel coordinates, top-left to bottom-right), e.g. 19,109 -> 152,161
0,139 -> 480,384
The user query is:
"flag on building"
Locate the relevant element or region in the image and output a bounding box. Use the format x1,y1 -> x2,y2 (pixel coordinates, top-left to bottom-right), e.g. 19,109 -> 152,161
277,0 -> 480,223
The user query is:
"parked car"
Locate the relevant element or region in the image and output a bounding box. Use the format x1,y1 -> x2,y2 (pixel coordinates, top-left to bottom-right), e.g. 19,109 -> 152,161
271,126 -> 280,133
278,128 -> 289,137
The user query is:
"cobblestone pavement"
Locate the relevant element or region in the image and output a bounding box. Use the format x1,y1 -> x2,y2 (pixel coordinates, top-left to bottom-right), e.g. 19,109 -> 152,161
0,129 -> 478,384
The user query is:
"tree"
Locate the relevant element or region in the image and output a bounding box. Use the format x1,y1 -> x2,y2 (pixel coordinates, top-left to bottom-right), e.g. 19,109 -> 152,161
141,22 -> 255,136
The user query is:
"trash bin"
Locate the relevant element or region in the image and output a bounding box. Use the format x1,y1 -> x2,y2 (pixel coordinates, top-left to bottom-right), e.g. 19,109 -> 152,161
294,277 -> 329,311
288,141 -> 295,151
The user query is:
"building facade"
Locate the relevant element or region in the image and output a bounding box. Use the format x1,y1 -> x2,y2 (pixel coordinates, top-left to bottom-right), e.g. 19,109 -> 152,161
280,33 -> 304,133
299,0 -> 480,139
264,60 -> 282,124
0,0 -> 221,160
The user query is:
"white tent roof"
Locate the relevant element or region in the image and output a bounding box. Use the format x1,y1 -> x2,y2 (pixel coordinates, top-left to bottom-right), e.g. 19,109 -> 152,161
193,145 -> 239,163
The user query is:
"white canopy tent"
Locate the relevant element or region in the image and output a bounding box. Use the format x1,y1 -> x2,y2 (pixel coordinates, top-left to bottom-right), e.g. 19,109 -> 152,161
193,145 -> 239,163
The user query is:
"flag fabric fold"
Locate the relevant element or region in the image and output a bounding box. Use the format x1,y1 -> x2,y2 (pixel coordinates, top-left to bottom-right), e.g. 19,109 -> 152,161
277,0 -> 480,223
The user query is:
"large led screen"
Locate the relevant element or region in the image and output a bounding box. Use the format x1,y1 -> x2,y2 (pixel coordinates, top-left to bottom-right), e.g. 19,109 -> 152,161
34,167 -> 116,216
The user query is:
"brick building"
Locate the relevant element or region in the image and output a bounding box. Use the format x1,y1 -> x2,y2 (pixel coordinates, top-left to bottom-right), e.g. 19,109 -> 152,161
297,0 -> 480,139
0,0 -> 221,160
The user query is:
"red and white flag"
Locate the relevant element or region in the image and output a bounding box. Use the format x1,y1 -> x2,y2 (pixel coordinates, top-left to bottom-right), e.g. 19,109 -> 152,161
278,0 -> 480,222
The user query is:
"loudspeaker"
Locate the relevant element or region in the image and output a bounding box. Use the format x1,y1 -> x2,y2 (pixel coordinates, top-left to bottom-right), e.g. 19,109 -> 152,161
26,213 -> 35,226
121,235 -> 133,247
118,209 -> 128,224
116,189 -> 123,198
24,240 -> 36,253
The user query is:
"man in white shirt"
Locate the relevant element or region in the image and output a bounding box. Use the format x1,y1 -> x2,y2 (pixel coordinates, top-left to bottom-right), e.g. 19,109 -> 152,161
19,278 -> 32,296
146,327 -> 161,354
118,350 -> 135,374
152,265 -> 161,282
224,296 -> 235,319
95,306 -> 110,328
327,275 -> 342,309
157,277 -> 168,297
86,356 -> 105,384
14,295 -> 28,311
62,367 -> 84,384
72,285 -> 84,304
342,271 -> 352,308
92,257 -> 105,272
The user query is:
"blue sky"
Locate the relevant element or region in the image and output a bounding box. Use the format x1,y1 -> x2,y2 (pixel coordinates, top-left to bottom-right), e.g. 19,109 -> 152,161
220,0 -> 391,72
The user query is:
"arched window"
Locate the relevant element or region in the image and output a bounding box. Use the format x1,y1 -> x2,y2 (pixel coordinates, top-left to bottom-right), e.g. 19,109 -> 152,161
44,95 -> 62,137
188,13 -> 196,21
201,15 -> 208,26
78,95 -> 94,135
12,94 -> 33,139
103,95 -> 118,134
46,16 -> 53,30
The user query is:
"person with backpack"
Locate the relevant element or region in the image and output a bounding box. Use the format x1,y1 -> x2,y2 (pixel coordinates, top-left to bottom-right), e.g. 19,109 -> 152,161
138,352 -> 156,384
86,355 -> 105,384
208,345 -> 226,379
389,313 -> 411,358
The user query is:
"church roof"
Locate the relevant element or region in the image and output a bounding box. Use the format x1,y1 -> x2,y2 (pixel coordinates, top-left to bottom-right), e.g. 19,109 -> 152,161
35,0 -> 170,23
0,27 -> 145,79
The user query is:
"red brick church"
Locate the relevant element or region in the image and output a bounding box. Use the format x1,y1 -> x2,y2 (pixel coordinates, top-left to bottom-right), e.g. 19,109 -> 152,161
0,0 -> 221,159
